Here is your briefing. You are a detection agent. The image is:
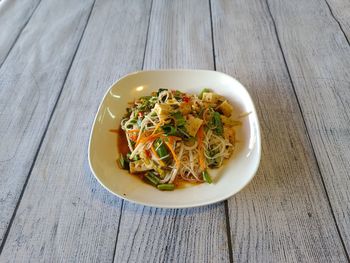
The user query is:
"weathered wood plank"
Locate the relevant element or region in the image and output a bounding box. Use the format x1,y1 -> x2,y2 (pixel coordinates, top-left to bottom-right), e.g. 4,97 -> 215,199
144,0 -> 214,69
0,0 -> 41,65
267,0 -> 350,255
113,1 -> 229,262
325,0 -> 350,41
0,0 -> 94,246
0,0 -> 152,261
211,0 -> 348,262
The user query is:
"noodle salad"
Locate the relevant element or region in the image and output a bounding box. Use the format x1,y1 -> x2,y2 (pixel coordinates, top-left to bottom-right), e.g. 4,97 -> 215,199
118,88 -> 241,191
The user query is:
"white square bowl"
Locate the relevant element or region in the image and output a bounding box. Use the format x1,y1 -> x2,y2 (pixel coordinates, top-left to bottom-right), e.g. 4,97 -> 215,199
88,70 -> 261,208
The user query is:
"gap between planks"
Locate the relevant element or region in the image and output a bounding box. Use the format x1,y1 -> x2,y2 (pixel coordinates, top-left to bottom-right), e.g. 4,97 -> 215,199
0,0 -> 42,68
209,0 -> 234,262
323,0 -> 350,46
0,0 -> 97,254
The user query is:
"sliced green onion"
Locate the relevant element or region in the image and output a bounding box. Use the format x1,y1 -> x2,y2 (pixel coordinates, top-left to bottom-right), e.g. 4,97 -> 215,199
145,171 -> 160,186
145,174 -> 158,186
154,139 -> 169,161
162,125 -> 177,135
213,112 -> 223,135
157,88 -> 168,97
148,171 -> 160,181
140,95 -> 152,100
157,184 -> 175,191
199,88 -> 210,99
202,170 -> 212,184
171,111 -> 186,126
119,155 -> 129,170
174,90 -> 182,100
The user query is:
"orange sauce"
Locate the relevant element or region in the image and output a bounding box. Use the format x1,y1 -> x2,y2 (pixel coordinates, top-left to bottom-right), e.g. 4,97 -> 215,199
113,128 -> 129,155
173,176 -> 201,189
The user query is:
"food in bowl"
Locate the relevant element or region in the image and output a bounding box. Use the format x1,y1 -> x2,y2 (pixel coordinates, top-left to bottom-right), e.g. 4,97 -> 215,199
116,88 -> 241,190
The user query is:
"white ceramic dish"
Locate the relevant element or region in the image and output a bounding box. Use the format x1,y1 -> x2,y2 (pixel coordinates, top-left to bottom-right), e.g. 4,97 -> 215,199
88,70 -> 261,208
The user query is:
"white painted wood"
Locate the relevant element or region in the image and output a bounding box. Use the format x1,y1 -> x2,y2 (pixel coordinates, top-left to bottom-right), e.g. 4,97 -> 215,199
0,0 -> 94,246
113,1 -> 229,262
211,0 -> 349,261
0,0 -> 41,65
0,0 -> 152,261
267,0 -> 350,255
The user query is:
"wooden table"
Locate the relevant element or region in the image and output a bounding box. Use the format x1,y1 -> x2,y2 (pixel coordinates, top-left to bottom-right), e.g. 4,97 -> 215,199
0,0 -> 349,262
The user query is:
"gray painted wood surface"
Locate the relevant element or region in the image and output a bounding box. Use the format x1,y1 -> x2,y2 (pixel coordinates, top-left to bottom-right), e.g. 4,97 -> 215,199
211,0 -> 349,261
0,0 -> 41,65
326,0 -> 350,40
0,0 -> 94,246
0,0 -> 152,261
0,0 -> 349,262
267,0 -> 350,254
113,1 -> 229,263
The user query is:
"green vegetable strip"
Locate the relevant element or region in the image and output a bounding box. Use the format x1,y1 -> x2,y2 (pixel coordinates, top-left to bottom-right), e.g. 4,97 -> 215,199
202,170 -> 212,184
213,112 -> 223,135
162,125 -> 177,135
140,95 -> 152,100
157,184 -> 175,191
147,171 -> 160,184
119,155 -> 126,169
157,88 -> 168,96
119,155 -> 129,170
199,88 -> 210,99
145,174 -> 159,186
154,139 -> 169,159
172,112 -> 186,126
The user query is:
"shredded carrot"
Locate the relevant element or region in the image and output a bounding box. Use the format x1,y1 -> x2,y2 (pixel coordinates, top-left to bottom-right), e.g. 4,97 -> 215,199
151,120 -> 164,135
197,126 -> 206,171
167,136 -> 182,143
126,129 -> 140,133
164,141 -> 180,168
136,132 -> 163,147
125,129 -> 140,142
129,135 -> 137,141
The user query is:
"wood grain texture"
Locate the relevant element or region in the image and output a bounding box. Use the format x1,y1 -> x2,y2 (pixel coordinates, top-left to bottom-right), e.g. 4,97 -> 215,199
267,0 -> 350,255
0,0 -> 41,65
0,0 -> 94,246
0,0 -> 152,261
325,0 -> 350,41
113,1 -> 229,262
144,0 -> 214,70
211,0 -> 348,262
